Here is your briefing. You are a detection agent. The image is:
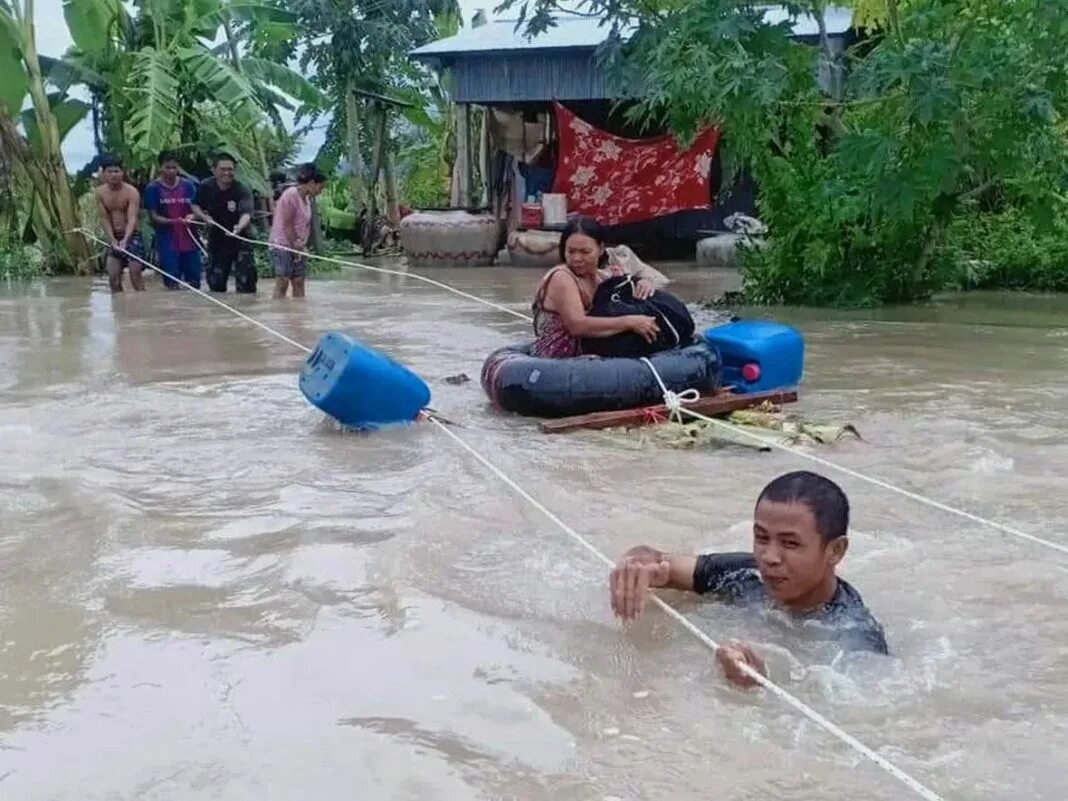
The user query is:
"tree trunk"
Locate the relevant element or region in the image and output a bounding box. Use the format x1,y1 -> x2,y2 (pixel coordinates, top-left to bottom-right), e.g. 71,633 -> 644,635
309,196 -> 324,252
345,85 -> 368,213
454,102 -> 471,207
440,101 -> 456,205
814,2 -> 846,137
383,145 -> 400,228
478,105 -> 490,208
362,103 -> 388,254
223,16 -> 273,213
912,219 -> 944,284
17,0 -> 92,271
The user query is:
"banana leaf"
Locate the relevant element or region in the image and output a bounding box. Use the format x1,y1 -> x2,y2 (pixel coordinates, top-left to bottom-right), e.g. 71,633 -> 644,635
321,206 -> 356,231
639,411 -> 862,452
124,47 -> 180,162
241,56 -> 327,109
0,19 -> 25,116
62,0 -> 126,56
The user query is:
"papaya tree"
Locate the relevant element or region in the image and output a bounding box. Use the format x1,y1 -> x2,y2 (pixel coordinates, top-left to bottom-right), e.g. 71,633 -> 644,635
290,0 -> 460,218
501,0 -> 1068,306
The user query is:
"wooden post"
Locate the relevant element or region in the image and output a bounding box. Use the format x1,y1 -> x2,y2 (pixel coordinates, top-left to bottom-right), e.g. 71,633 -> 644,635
309,196 -> 324,252
465,104 -> 475,207
455,102 -> 472,208
478,105 -> 491,208
383,146 -> 401,228
363,102 -> 389,254
537,390 -> 799,434
345,84 -> 368,213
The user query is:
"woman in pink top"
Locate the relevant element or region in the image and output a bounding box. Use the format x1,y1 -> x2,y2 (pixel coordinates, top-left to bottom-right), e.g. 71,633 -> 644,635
269,163 -> 326,298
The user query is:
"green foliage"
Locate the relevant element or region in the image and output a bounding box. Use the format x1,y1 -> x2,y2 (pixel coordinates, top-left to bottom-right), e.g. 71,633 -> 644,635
124,47 -> 180,162
940,206 -> 1068,293
291,0 -> 460,212
504,0 -> 1068,306
201,104 -> 300,172
241,56 -> 328,109
21,97 -> 92,151
50,0 -> 324,184
63,0 -> 127,55
1,1 -> 94,271
396,136 -> 449,208
0,11 -> 26,115
0,231 -> 46,280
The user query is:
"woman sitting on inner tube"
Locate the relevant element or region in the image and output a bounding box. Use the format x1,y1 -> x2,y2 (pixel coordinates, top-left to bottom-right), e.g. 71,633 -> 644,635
531,216 -> 661,358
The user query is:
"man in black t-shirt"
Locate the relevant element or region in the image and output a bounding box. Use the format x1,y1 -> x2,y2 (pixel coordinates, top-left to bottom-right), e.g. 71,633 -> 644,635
192,152 -> 256,293
609,471 -> 888,688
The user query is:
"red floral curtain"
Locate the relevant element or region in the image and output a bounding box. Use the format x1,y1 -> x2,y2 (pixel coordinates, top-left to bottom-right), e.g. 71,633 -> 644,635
550,102 -> 721,226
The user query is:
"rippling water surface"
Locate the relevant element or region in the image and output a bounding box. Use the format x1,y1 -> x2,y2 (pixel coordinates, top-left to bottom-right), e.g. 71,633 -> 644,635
1,265 -> 1066,800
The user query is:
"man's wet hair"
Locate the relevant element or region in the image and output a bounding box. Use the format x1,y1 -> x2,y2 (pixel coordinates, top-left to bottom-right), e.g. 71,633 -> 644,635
213,152 -> 237,166
757,471 -> 849,543
158,150 -> 180,165
100,154 -> 123,170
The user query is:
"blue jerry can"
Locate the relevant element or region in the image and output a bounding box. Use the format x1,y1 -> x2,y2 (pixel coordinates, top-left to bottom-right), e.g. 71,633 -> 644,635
299,331 -> 431,429
702,320 -> 805,394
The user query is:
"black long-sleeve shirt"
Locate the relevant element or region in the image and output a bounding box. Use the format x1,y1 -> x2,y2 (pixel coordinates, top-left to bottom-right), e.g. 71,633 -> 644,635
693,552 -> 890,655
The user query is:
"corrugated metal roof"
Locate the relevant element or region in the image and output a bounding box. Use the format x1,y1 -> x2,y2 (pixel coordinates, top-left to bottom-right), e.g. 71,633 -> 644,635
411,6 -> 855,59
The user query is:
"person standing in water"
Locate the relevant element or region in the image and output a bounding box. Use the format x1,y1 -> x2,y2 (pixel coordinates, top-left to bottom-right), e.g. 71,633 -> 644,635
191,152 -> 256,294
143,151 -> 201,290
609,471 -> 888,688
95,155 -> 144,293
268,163 -> 326,299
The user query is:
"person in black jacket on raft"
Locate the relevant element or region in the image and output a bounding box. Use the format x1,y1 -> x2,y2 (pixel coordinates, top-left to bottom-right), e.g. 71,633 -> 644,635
609,471 -> 889,689
530,216 -> 694,359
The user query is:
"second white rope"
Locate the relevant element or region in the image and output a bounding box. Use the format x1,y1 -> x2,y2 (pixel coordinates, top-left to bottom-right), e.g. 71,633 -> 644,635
74,229 -> 948,801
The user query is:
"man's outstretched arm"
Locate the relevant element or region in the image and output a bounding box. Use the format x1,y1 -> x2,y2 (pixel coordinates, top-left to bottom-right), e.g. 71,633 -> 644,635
609,545 -> 770,689
609,545 -> 697,621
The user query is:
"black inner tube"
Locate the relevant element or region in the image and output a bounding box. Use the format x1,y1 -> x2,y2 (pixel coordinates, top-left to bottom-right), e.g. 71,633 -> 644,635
481,342 -> 721,418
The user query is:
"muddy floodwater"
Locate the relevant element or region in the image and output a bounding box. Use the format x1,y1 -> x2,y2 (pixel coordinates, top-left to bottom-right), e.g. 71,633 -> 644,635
1,263 -> 1067,801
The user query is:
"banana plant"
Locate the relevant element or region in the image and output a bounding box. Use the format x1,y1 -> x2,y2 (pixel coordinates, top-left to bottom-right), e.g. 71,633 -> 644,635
0,0 -> 93,270
48,0 -> 327,190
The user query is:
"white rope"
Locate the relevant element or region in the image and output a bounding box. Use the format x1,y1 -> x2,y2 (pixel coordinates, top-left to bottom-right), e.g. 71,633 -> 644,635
640,356 -> 700,422
76,225 -> 948,801
155,219 -> 1066,558
639,359 -> 1068,557
73,229 -> 311,355
85,220 -> 1065,558
221,220 -> 1060,558
196,218 -> 534,322
430,417 -> 947,801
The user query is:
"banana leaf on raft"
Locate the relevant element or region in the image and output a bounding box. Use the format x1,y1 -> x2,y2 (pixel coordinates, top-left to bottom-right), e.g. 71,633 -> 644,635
637,402 -> 862,451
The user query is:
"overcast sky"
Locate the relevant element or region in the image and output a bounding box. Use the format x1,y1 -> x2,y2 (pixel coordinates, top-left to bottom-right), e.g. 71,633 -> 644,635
32,0 -> 496,170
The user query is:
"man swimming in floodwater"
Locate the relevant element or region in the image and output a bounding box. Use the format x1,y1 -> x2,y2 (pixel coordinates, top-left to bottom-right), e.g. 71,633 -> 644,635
610,470 -> 888,688
95,155 -> 145,293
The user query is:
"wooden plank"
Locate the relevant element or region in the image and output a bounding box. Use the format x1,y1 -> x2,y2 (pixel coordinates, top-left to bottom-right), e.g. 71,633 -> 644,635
539,390 -> 798,434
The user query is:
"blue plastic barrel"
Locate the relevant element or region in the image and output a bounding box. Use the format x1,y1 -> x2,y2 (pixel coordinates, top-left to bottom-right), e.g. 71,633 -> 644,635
702,320 -> 804,394
299,331 -> 431,429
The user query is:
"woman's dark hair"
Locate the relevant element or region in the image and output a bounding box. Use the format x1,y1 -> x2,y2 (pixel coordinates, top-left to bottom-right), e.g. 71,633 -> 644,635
558,215 -> 607,264
296,162 -> 327,185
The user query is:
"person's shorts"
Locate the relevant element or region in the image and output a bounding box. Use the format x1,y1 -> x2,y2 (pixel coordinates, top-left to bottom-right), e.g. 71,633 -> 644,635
108,231 -> 144,265
270,249 -> 307,279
